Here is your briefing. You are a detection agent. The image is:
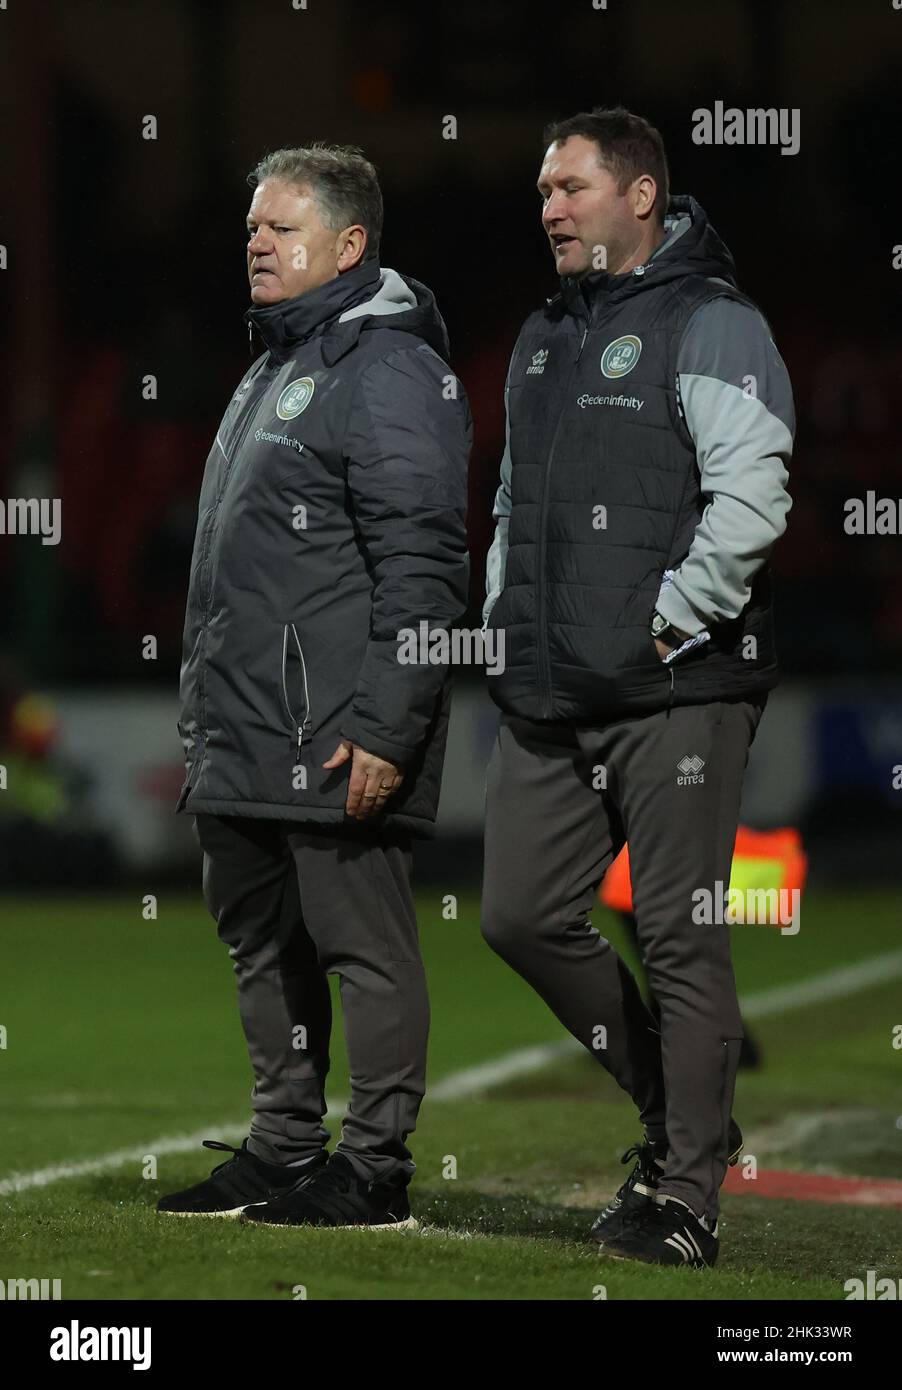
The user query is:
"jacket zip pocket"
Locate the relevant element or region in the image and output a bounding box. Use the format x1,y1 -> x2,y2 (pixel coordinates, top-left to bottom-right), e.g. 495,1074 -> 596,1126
281,622 -> 312,760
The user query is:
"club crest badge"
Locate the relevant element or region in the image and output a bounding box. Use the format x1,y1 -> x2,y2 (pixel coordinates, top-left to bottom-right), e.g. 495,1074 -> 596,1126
276,377 -> 315,420
600,335 -> 642,379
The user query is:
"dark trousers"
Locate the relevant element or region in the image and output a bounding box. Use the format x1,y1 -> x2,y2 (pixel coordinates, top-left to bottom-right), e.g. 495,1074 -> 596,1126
194,813 -> 429,1182
480,698 -> 763,1221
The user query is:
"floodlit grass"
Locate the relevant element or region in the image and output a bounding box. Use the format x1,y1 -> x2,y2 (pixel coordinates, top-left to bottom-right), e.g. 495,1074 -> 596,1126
1,890 -> 900,1299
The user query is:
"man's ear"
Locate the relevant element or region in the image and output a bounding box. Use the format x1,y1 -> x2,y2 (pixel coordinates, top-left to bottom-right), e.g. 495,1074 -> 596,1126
337,224 -> 368,272
632,174 -> 658,223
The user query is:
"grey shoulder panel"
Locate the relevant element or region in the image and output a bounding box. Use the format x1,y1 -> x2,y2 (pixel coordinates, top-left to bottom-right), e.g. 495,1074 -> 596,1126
677,296 -> 795,434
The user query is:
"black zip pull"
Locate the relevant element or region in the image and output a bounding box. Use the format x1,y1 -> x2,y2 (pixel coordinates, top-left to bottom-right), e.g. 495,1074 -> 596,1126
297,725 -> 304,757
248,321 -> 254,355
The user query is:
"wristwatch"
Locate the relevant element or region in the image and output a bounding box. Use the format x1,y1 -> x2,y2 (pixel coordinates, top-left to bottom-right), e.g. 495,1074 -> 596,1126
650,611 -> 682,645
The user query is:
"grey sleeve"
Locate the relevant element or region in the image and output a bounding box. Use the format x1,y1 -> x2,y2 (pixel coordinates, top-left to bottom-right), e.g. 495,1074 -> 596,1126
482,378 -> 512,629
654,297 -> 794,636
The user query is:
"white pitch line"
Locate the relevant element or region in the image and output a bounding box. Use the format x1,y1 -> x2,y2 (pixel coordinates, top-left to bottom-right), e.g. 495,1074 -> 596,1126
0,1124 -> 245,1197
0,1107 -> 346,1198
739,947 -> 902,1020
3,948 -> 902,1197
431,947 -> 902,1098
428,1040 -> 579,1101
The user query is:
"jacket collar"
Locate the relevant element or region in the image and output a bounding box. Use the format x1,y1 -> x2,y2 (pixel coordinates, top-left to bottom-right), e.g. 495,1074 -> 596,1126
558,259 -> 654,319
554,194 -> 734,317
245,260 -> 382,361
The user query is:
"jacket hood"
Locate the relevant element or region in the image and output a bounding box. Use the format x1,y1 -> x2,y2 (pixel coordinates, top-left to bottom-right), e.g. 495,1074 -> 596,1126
245,261 -> 451,364
560,194 -> 738,310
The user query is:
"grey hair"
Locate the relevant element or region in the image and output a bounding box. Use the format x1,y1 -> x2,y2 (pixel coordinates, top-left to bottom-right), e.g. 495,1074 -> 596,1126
248,143 -> 383,262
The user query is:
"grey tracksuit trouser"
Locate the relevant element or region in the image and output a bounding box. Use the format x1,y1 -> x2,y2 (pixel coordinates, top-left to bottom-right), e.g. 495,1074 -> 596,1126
193,813 -> 428,1183
480,697 -> 764,1223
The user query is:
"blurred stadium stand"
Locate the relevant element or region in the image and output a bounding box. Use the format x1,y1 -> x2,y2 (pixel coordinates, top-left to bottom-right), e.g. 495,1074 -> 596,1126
1,0 -> 900,883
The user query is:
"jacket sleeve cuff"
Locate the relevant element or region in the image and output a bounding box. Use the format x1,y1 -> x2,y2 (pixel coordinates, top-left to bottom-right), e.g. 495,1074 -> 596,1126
339,722 -> 415,769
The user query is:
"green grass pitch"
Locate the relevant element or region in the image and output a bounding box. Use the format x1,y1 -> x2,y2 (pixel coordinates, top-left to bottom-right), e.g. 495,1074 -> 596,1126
1,887 -> 900,1300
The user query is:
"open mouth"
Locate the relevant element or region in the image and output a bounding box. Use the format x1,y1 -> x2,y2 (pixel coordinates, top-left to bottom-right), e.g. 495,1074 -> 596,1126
552,236 -> 578,253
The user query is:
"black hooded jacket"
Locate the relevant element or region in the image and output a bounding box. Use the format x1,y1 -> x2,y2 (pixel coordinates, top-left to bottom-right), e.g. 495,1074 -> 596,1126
176,259 -> 471,838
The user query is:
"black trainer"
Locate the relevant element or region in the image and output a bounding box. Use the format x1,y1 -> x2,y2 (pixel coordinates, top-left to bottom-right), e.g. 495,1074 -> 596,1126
586,1138 -> 667,1246
156,1139 -> 328,1217
600,1195 -> 719,1268
241,1152 -> 417,1230
587,1119 -> 742,1247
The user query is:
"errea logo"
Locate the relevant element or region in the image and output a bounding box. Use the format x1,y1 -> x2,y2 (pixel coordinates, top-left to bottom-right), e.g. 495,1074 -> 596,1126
276,376 -> 315,420
677,754 -> 705,786
527,348 -> 548,375
601,334 -> 642,379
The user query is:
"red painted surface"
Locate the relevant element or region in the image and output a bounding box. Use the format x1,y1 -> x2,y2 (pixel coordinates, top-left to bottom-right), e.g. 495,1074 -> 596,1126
722,1166 -> 902,1208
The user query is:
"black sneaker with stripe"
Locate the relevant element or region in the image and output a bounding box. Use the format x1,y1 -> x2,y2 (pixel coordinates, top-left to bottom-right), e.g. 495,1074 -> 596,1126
601,1195 -> 719,1268
241,1152 -> 417,1230
156,1139 -> 328,1217
586,1139 -> 667,1246
587,1119 -> 742,1247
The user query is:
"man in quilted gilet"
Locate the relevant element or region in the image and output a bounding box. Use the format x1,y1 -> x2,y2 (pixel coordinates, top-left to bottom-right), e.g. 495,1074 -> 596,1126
481,107 -> 793,1267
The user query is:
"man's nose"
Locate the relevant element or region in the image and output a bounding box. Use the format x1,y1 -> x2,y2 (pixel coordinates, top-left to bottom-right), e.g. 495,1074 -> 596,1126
248,230 -> 272,255
542,191 -> 568,227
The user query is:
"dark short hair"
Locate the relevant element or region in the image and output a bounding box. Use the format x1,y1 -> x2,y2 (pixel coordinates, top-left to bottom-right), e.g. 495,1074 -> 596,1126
541,106 -> 670,223
248,143 -> 383,262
